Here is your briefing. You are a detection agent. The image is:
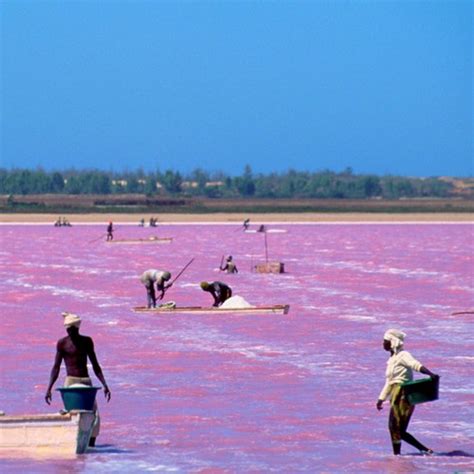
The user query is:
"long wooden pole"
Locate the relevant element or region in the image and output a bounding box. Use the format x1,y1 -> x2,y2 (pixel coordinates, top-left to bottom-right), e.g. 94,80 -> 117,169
159,258 -> 195,300
170,258 -> 195,285
88,233 -> 107,244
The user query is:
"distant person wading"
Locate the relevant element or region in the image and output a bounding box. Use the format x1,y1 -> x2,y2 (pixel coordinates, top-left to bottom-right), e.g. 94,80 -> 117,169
220,256 -> 238,274
106,221 -> 114,241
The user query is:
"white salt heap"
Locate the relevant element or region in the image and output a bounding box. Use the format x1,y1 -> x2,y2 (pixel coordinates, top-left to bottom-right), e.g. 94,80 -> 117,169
220,295 -> 254,309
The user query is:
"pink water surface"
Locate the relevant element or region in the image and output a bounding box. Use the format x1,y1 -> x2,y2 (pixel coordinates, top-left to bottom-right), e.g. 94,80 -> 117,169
1,222 -> 473,472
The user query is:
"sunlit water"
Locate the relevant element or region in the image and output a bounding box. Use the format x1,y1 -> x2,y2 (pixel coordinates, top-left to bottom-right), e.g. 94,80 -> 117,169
0,222 -> 473,473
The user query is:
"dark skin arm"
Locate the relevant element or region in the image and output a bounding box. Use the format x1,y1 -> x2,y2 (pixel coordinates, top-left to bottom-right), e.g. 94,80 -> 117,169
208,288 -> 220,307
376,365 -> 439,410
87,339 -> 111,402
156,280 -> 173,300
45,333 -> 111,404
45,343 -> 63,405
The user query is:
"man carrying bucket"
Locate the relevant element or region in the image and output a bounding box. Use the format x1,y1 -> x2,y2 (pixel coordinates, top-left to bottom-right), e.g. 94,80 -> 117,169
45,312 -> 111,447
376,329 -> 439,455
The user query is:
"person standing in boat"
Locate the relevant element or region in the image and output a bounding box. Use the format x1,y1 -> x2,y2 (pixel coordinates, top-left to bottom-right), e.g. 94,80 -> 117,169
220,255 -> 238,274
106,221 -> 114,241
140,269 -> 172,308
200,281 -> 232,307
376,329 -> 439,455
45,312 -> 111,447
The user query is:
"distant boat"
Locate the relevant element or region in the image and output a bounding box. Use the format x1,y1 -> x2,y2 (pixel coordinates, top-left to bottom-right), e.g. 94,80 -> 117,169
254,262 -> 285,273
0,411 -> 95,455
106,237 -> 172,244
132,304 -> 290,315
244,229 -> 287,234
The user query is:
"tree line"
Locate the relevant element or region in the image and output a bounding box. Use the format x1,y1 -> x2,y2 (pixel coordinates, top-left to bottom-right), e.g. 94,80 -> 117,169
0,166 -> 455,199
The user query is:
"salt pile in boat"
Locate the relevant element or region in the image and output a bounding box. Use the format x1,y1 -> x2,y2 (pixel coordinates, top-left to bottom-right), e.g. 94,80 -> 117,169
220,296 -> 254,309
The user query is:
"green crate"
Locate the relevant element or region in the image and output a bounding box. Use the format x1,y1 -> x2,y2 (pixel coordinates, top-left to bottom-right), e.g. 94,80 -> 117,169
57,386 -> 101,411
401,377 -> 439,405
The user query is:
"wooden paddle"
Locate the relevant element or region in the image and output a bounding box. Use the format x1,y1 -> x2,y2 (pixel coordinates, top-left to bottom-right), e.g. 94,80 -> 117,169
88,233 -> 107,244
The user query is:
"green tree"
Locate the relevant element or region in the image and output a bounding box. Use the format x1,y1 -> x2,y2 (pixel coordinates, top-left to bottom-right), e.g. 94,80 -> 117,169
161,170 -> 182,194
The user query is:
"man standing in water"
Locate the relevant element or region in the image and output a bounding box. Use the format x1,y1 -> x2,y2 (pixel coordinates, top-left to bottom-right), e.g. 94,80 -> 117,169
45,312 -> 111,447
106,221 -> 114,241
220,255 -> 238,274
376,328 -> 438,455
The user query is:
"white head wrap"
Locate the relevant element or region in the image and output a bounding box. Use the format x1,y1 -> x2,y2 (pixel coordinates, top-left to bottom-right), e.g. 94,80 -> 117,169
62,312 -> 81,328
384,328 -> 406,352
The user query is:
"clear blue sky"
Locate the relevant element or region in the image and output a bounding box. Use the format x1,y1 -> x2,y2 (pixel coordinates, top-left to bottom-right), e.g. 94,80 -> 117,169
1,0 -> 472,177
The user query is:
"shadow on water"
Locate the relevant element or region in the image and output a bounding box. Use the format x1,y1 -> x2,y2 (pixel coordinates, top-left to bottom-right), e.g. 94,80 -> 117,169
88,444 -> 134,454
407,450 -> 474,458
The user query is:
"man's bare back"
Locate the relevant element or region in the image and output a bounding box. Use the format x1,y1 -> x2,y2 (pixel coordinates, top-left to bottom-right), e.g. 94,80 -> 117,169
57,334 -> 94,378
45,323 -> 111,405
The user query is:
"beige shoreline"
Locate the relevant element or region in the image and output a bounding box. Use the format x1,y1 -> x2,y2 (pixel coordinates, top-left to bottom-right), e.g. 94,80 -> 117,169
0,212 -> 472,223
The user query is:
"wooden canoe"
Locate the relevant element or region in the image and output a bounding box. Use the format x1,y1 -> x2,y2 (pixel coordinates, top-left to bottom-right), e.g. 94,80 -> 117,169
254,262 -> 285,273
106,237 -> 172,244
244,229 -> 287,234
0,410 -> 95,455
132,304 -> 290,315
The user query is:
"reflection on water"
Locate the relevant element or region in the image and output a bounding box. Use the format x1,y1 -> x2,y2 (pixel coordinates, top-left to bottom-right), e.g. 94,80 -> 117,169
0,223 -> 473,472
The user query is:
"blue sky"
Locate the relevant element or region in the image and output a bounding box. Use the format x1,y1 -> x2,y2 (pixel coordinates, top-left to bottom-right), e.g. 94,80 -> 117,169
1,1 -> 472,177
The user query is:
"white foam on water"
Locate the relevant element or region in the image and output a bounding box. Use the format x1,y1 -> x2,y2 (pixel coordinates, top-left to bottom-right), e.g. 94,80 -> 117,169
339,314 -> 377,322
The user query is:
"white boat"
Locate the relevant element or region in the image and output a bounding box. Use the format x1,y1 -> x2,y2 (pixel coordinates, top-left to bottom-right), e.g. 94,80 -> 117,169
0,410 -> 95,455
132,304 -> 290,315
106,237 -> 172,244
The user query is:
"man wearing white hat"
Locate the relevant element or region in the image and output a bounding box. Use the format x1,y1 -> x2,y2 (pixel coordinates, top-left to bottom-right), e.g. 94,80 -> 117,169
376,329 -> 439,455
45,312 -> 111,447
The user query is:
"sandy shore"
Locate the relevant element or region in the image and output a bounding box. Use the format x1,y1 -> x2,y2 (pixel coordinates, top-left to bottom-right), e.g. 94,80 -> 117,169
0,212 -> 472,223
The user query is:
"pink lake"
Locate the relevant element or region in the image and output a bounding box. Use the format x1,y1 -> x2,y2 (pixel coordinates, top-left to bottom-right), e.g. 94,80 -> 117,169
0,222 -> 473,472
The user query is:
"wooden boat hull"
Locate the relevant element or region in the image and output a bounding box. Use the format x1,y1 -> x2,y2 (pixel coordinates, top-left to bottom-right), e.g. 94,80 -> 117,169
244,229 -> 287,233
0,410 -> 95,455
106,237 -> 172,244
133,304 -> 290,315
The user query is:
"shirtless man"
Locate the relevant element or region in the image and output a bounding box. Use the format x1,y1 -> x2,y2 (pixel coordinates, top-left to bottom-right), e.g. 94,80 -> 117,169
200,281 -> 232,307
220,256 -> 238,274
45,312 -> 111,446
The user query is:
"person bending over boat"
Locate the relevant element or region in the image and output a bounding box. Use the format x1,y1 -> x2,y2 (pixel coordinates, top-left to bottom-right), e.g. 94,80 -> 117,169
376,329 -> 439,455
200,281 -> 232,307
45,312 -> 111,447
220,256 -> 238,274
140,269 -> 172,308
